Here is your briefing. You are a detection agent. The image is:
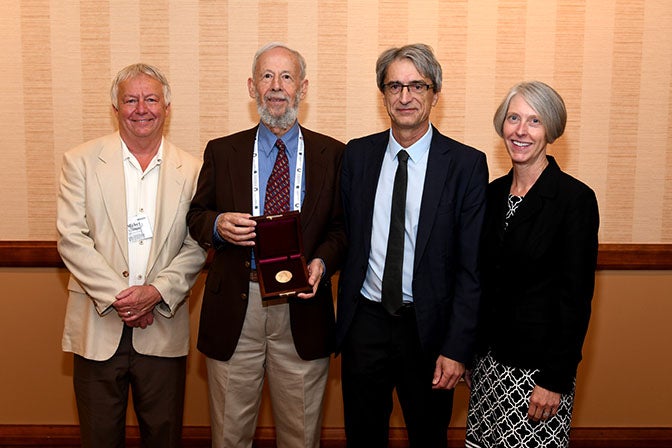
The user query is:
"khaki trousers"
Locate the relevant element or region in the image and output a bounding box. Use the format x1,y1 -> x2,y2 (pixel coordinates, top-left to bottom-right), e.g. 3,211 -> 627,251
207,281 -> 330,448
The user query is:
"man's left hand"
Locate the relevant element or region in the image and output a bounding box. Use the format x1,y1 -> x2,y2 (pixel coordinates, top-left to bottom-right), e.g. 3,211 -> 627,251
113,285 -> 162,325
126,312 -> 155,329
432,355 -> 465,390
297,258 -> 324,300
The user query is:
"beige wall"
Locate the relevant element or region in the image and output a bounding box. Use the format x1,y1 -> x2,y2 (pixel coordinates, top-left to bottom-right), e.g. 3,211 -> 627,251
1,0 -> 672,243
1,268 -> 671,428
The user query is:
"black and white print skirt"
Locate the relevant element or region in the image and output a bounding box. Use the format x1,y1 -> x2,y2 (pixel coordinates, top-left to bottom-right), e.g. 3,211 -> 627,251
465,352 -> 575,448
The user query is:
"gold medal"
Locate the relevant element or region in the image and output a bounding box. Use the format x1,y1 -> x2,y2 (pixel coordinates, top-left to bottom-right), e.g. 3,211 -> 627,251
275,270 -> 293,284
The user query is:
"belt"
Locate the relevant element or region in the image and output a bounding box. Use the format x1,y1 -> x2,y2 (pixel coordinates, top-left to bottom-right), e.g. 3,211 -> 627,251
358,294 -> 414,317
249,269 -> 258,282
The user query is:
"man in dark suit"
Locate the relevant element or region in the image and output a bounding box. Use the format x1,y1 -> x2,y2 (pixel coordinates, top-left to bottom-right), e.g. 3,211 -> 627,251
336,43 -> 489,448
187,43 -> 346,448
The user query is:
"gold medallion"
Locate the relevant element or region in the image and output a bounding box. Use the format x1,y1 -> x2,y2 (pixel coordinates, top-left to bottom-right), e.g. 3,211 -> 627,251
275,270 -> 293,284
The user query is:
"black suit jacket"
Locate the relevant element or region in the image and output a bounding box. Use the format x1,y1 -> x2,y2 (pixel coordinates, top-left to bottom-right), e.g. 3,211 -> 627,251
187,125 -> 347,361
336,127 -> 489,363
476,156 -> 599,393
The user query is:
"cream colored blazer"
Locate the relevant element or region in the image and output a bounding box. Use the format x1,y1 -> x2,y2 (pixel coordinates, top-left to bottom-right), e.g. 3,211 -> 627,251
57,132 -> 206,361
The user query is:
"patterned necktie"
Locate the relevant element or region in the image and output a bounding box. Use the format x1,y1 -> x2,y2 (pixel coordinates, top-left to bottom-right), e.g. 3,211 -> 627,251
264,139 -> 290,215
381,149 -> 409,315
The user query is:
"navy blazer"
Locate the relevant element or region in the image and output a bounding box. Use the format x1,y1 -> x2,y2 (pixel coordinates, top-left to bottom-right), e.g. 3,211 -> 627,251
336,127 -> 489,363
476,156 -> 599,393
187,125 -> 347,361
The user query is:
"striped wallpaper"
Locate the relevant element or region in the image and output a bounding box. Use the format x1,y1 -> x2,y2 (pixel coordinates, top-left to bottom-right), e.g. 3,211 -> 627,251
1,0 -> 671,243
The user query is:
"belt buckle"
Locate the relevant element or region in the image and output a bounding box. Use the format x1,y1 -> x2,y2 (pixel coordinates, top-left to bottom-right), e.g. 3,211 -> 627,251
395,302 -> 414,316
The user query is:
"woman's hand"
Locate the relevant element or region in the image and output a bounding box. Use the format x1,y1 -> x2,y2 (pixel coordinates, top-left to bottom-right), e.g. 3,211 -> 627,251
528,385 -> 561,421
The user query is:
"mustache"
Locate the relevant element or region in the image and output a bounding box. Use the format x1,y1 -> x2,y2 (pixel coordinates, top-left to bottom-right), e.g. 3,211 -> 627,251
265,93 -> 290,101
255,91 -> 300,131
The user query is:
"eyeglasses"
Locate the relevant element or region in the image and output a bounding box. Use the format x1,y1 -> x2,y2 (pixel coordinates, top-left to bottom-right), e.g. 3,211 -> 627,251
383,82 -> 434,95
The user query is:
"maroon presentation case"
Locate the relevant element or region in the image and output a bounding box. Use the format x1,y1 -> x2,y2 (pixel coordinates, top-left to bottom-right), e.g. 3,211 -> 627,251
251,211 -> 312,299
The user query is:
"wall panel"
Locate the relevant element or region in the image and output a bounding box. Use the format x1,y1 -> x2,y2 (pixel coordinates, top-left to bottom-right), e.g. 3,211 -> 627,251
0,268 -> 670,429
1,0 -> 671,242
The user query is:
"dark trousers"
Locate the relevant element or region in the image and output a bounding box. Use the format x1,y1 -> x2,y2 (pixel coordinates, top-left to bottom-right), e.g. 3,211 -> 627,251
341,296 -> 454,448
73,325 -> 187,448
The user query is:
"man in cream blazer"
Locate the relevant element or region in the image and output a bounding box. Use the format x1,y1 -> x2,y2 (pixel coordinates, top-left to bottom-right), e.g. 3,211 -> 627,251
57,63 -> 205,448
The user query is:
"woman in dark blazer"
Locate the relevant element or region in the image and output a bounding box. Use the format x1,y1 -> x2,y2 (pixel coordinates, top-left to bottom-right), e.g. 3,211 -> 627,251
465,81 -> 599,448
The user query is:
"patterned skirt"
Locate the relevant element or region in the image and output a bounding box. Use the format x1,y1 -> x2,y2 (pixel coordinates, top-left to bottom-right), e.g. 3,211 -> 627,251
465,352 -> 575,448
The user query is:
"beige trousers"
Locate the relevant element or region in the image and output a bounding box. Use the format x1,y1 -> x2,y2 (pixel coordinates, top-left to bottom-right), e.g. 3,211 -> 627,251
206,281 -> 330,448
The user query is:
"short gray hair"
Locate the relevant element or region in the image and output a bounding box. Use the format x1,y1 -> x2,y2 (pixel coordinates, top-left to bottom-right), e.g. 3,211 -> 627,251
110,63 -> 171,109
252,42 -> 306,80
493,81 -> 567,144
375,43 -> 442,93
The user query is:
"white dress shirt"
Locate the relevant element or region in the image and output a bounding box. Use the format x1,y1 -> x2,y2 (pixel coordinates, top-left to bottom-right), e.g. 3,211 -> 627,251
361,125 -> 432,304
122,138 -> 163,287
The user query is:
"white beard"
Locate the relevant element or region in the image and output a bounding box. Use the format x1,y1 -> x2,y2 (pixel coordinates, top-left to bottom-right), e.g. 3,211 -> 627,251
256,92 -> 301,131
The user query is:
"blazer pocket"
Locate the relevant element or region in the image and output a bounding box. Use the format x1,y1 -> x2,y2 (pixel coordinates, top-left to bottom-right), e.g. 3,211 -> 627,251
67,276 -> 86,294
205,275 -> 221,294
515,301 -> 552,328
435,197 -> 455,216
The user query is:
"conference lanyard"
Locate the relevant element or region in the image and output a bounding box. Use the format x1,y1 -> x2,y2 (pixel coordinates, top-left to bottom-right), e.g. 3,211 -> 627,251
251,127 -> 305,216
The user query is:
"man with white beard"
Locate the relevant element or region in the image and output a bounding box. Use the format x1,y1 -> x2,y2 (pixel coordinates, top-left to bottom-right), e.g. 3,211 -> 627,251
187,42 -> 347,448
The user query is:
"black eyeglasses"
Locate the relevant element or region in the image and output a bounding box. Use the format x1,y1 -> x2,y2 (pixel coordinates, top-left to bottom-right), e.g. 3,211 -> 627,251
383,82 -> 434,95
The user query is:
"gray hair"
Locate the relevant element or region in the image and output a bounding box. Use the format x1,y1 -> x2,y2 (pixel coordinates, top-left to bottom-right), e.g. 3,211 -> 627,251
493,81 -> 567,144
375,43 -> 442,93
110,63 -> 171,109
252,42 -> 307,80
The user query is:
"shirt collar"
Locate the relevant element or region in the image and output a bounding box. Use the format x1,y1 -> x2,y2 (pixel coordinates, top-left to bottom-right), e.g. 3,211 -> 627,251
387,123 -> 433,162
258,121 -> 300,158
121,137 -> 164,169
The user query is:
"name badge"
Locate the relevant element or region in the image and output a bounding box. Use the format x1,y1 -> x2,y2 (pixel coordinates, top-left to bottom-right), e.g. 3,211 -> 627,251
128,213 -> 153,243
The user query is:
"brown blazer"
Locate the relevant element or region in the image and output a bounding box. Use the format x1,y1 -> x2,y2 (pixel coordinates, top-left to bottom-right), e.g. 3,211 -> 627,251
187,125 -> 346,361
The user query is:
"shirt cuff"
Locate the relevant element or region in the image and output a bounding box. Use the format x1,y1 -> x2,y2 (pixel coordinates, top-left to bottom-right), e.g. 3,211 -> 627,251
212,213 -> 226,247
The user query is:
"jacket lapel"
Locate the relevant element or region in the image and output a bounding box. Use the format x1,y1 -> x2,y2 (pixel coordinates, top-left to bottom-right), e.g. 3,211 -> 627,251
414,130 -> 452,272
300,127 -> 325,231
362,133 -> 388,238
492,172 -> 513,243
96,133 -> 129,266
147,141 -> 186,274
231,127 -> 257,214
505,157 -> 560,232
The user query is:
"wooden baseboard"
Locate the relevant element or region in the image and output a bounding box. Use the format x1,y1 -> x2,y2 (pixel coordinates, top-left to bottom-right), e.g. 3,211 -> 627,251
0,425 -> 670,447
565,428 -> 672,448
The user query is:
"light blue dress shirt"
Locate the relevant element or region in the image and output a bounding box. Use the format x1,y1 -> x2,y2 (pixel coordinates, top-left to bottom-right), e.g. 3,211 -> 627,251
212,121 -> 305,252
360,125 -> 432,304
256,122 -> 304,214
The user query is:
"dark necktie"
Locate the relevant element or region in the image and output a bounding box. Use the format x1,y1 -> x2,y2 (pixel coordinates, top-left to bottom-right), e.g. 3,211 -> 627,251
264,139 -> 290,214
381,149 -> 409,315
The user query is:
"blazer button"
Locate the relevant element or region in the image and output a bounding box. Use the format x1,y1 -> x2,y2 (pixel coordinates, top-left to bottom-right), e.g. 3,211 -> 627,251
240,293 -> 248,300
122,271 -> 129,278
244,261 -> 251,268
